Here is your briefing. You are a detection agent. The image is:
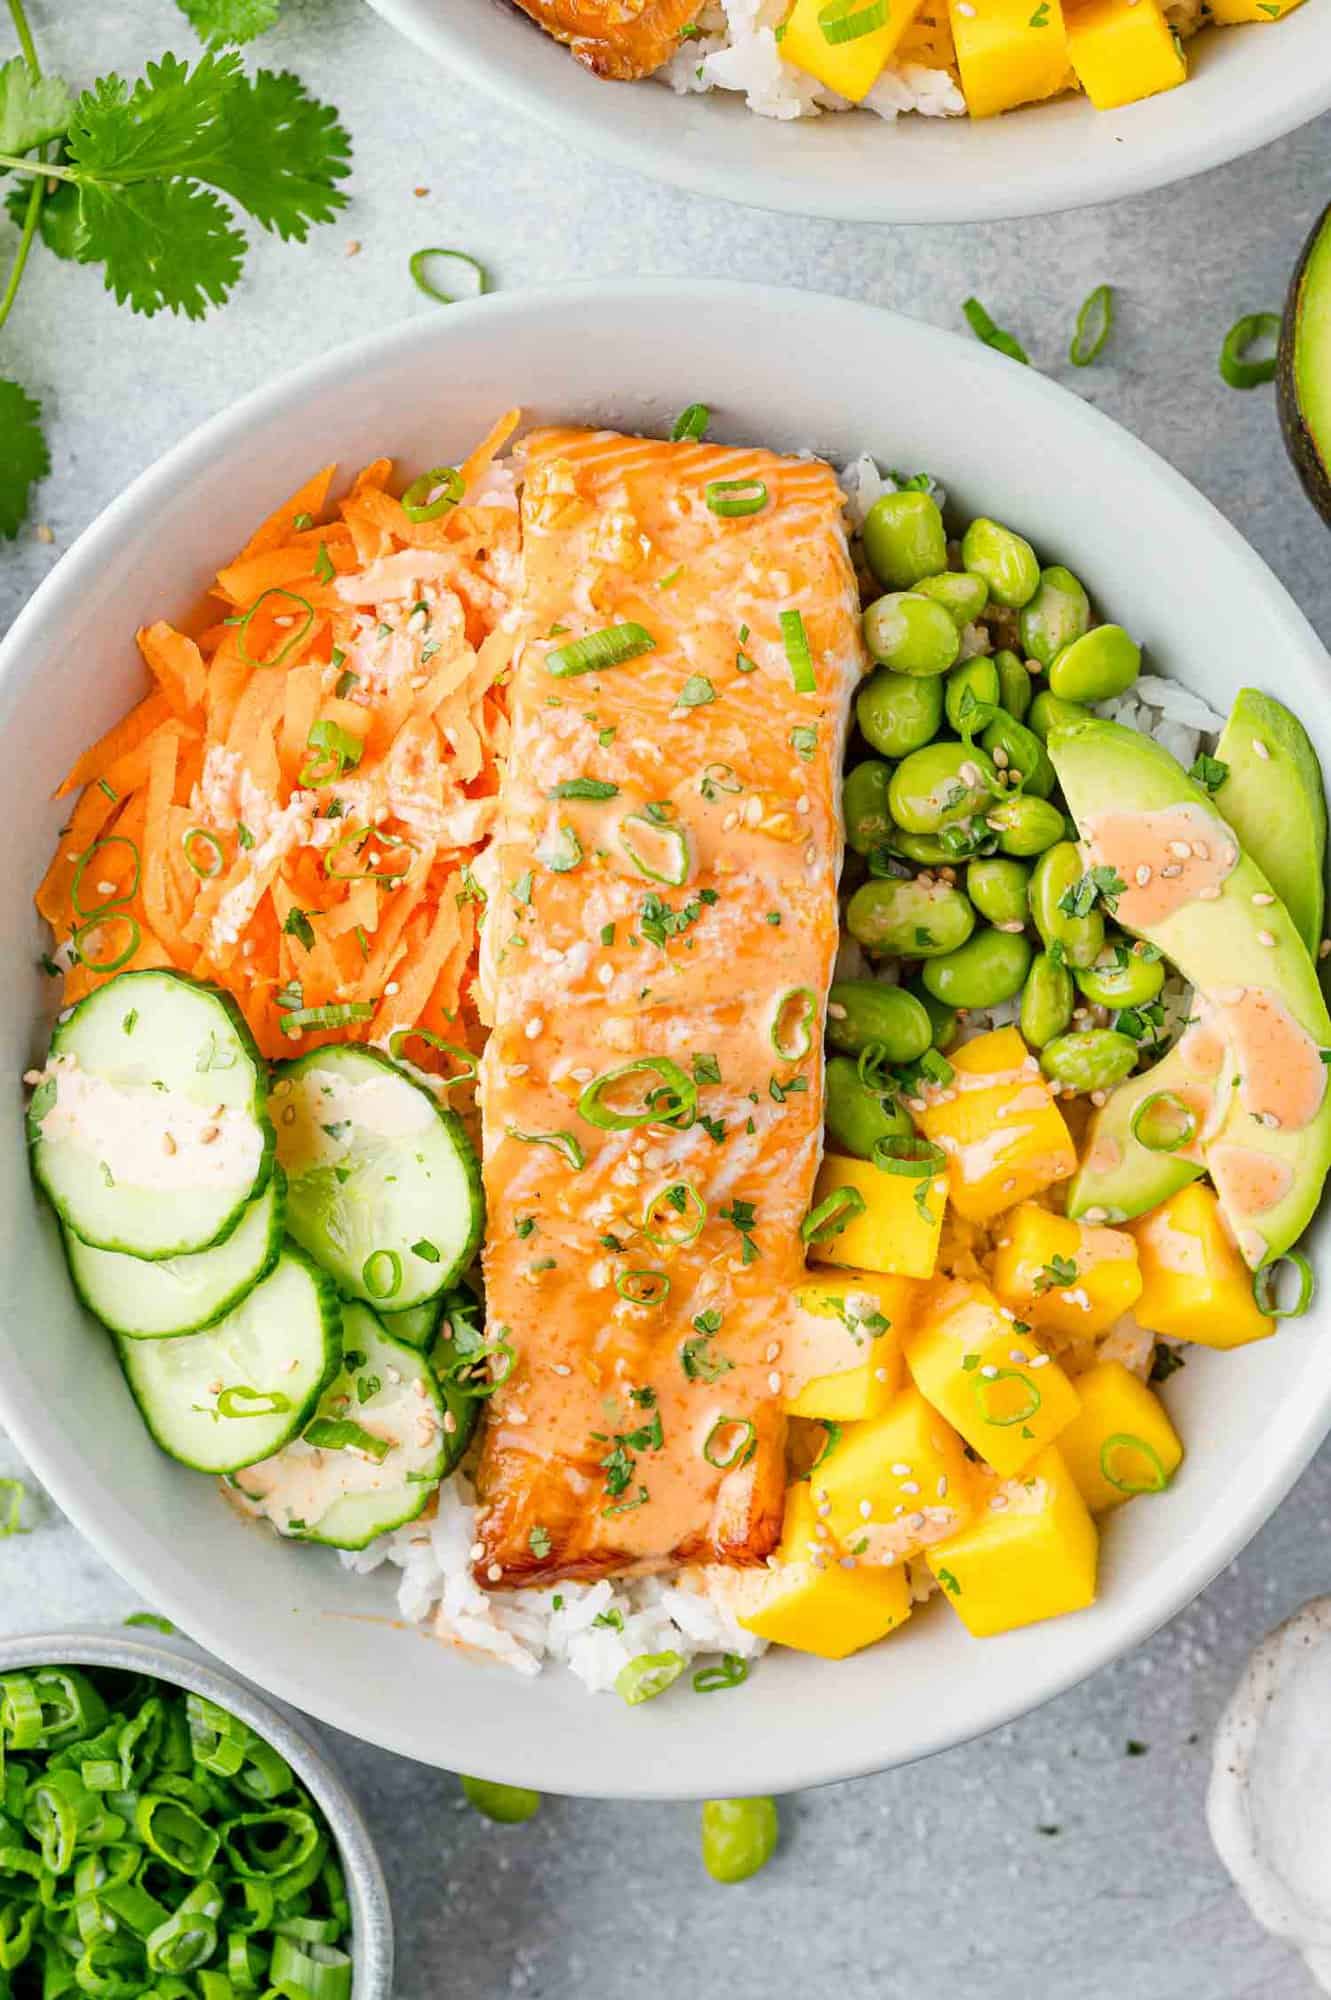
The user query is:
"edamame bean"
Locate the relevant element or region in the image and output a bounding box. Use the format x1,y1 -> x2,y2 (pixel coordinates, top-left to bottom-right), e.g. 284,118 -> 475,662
1027,691 -> 1088,744
922,928 -> 1032,1009
916,571 -> 989,627
863,592 -> 961,678
1020,951 -> 1074,1049
825,1055 -> 914,1159
967,856 -> 1030,928
843,760 -> 894,857
1039,1029 -> 1140,1094
701,1798 -> 779,1885
461,1776 -> 541,1824
856,668 -> 943,759
960,517 -> 1040,609
862,490 -> 949,591
886,832 -> 951,866
908,977 -> 959,1051
994,649 -> 1032,724
888,741 -> 997,835
980,714 -> 1055,798
1048,624 -> 1141,702
1073,941 -> 1166,1010
826,979 -> 934,1061
1019,564 -> 1091,668
844,879 -> 976,961
944,656 -> 1001,737
1029,840 -> 1105,969
985,794 -> 1065,856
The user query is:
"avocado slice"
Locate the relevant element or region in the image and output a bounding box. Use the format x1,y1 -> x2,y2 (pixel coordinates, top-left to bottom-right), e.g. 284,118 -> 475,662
1064,1038 -> 1213,1224
1279,201 -> 1331,526
1214,690 -> 1326,958
1050,718 -> 1331,1265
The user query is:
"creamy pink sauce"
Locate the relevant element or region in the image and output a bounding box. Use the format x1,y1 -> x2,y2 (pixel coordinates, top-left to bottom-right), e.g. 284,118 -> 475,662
1081,802 -> 1237,929
1208,1145 -> 1295,1221
1222,987 -> 1327,1134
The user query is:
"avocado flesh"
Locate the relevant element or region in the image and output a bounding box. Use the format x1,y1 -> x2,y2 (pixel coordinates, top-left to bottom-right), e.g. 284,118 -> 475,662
1050,718 -> 1331,1264
1064,1040 -> 1208,1223
1215,689 -> 1326,957
1280,202 -> 1331,526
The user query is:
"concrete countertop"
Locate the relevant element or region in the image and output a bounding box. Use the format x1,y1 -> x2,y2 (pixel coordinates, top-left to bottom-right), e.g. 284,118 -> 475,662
3,3 -> 1330,1993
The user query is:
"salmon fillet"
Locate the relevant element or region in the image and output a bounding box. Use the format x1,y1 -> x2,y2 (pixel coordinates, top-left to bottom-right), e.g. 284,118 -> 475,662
508,0 -> 700,78
472,427 -> 866,1586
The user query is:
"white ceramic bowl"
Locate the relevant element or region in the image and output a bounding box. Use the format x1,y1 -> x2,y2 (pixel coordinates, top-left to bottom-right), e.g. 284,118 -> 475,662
2,281 -> 1328,1799
370,0 -> 1331,224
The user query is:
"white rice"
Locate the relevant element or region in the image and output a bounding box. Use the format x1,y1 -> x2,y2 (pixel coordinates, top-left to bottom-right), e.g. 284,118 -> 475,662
658,0 -> 965,123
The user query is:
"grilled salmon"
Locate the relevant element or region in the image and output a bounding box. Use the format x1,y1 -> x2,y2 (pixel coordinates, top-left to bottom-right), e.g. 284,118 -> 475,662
509,0 -> 700,79
471,426 -> 866,1586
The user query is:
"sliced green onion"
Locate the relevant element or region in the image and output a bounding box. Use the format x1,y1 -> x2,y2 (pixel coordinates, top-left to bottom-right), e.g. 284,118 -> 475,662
615,1653 -> 686,1706
269,1934 -> 353,1999
1220,312 -> 1281,390
278,1001 -> 375,1037
579,1057 -> 697,1132
220,1807 -> 321,1882
693,1653 -> 750,1694
871,1135 -> 946,1178
387,1026 -> 478,1089
0,1479 -> 26,1538
181,827 -> 225,879
507,1124 -> 585,1170
438,1331 -> 516,1399
227,588 -> 315,670
818,0 -> 887,39
700,761 -> 742,798
702,1416 -> 758,1470
962,296 -> 1030,366
972,1368 -> 1041,1428
71,835 -> 141,916
1069,284 -> 1115,368
619,812 -> 691,887
1131,1090 -> 1197,1154
1254,1250 -> 1315,1320
408,246 -> 488,306
546,623 -> 656,679
362,1249 -> 403,1301
401,466 -> 465,523
303,1418 -> 393,1463
670,403 -> 710,442
549,777 -> 619,800
322,821 -> 413,884
809,1418 -> 842,1471
215,1387 -> 292,1420
134,1795 -> 219,1877
70,912 -> 141,973
855,1042 -> 895,1093
615,1269 -> 672,1307
642,1179 -> 707,1248
800,1186 -> 866,1245
538,823 -> 583,874
780,608 -> 816,693
299,719 -> 365,788
1099,1432 -> 1170,1496
769,987 -> 817,1062
704,477 -> 768,518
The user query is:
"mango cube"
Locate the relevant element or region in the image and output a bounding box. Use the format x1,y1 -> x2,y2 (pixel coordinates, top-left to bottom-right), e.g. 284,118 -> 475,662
1207,0 -> 1304,22
897,2 -> 959,66
782,0 -> 930,100
809,1153 -> 946,1280
918,1028 -> 1076,1224
736,1482 -> 912,1659
926,1446 -> 1098,1636
785,1268 -> 915,1423
904,1275 -> 1081,1477
1058,1360 -> 1183,1513
990,1202 -> 1142,1339
1066,0 -> 1186,108
947,0 -> 1074,117
1132,1183 -> 1275,1350
814,1384 -> 975,1564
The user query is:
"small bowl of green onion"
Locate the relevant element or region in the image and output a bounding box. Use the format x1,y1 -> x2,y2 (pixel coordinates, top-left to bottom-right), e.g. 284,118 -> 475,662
0,1627 -> 393,1999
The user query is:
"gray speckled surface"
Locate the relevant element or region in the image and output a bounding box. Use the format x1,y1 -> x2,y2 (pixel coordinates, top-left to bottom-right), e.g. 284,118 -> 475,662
3,3 -> 1331,1994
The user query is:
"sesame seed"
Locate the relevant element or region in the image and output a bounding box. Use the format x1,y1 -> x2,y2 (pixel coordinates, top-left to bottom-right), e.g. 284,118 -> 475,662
1167,840 -> 1192,859
858,1499 -> 873,1519
344,239 -> 362,257
815,1522 -> 830,1540
1008,1349 -> 1028,1364
1258,930 -> 1276,948
1253,738 -> 1270,760
891,1462 -> 912,1476
979,1364 -> 998,1379
1091,1090 -> 1107,1108
989,1495 -> 1009,1512
1198,886 -> 1221,901
901,1480 -> 921,1495
1135,864 -> 1152,886
597,965 -> 613,986
385,980 -> 400,996
470,1542 -> 485,1561
486,1563 -> 503,1582
765,1342 -> 780,1363
936,1475 -> 948,1498
553,1362 -> 572,1377
1160,864 -> 1182,879
1252,892 -> 1276,906
874,1367 -> 889,1383
767,1370 -> 782,1394
1029,1353 -> 1050,1369
442,1410 -> 457,1433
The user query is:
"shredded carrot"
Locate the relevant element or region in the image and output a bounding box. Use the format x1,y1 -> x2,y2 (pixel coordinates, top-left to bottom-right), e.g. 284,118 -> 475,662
36,426 -> 520,1070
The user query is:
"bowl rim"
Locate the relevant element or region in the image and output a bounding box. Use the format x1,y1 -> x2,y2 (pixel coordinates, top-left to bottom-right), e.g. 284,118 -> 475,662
3,278 -> 1331,1797
368,0 -> 1331,225
0,1627 -> 394,1997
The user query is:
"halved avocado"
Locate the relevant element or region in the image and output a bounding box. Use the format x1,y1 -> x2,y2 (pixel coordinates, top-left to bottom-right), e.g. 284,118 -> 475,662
1279,201 -> 1331,524
1050,718 -> 1331,1264
1214,689 -> 1327,957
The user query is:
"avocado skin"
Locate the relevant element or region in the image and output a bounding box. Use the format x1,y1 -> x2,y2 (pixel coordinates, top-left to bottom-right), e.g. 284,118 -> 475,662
1215,690 -> 1327,959
1279,200 -> 1331,527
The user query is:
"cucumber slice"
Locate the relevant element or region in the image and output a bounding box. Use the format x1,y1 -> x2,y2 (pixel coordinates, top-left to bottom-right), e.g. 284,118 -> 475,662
381,1297 -> 443,1350
118,1244 -> 341,1474
430,1281 -> 485,1477
66,1170 -> 286,1339
269,1046 -> 482,1310
30,970 -> 273,1259
234,1303 -> 445,1549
